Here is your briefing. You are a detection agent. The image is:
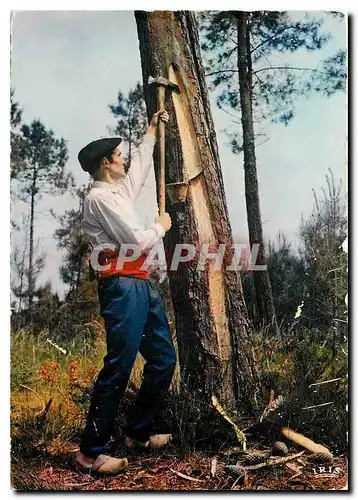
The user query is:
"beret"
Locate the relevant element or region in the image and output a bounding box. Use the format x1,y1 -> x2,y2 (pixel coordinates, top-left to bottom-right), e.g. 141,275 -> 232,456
78,137 -> 122,173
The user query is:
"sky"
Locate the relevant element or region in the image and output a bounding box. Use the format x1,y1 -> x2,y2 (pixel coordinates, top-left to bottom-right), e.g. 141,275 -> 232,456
10,10 -> 347,299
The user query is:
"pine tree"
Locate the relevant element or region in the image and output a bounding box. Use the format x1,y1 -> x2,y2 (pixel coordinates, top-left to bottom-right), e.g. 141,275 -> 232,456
135,10 -> 258,410
200,11 -> 346,334
11,238 -> 46,330
52,185 -> 90,296
109,82 -> 148,168
15,120 -> 73,318
266,232 -> 305,328
11,243 -> 45,310
52,184 -> 99,337
299,170 -> 347,338
10,89 -> 25,180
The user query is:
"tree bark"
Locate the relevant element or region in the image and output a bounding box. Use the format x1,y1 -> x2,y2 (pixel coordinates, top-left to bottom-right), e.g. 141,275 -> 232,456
28,165 -> 37,320
127,103 -> 133,169
135,10 -> 258,410
237,12 -> 279,336
18,214 -> 29,315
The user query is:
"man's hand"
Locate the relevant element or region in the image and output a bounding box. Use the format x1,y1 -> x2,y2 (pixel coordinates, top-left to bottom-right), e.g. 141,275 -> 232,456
150,109 -> 169,127
155,212 -> 172,232
147,110 -> 169,135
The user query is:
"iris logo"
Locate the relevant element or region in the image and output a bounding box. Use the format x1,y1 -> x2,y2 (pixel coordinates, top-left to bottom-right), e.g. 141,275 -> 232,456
311,466 -> 342,476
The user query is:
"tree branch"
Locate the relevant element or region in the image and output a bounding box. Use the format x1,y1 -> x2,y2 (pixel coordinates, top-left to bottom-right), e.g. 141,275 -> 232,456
252,71 -> 285,122
217,102 -> 241,123
226,27 -> 237,46
253,66 -> 330,75
218,43 -> 238,63
250,25 -> 293,54
243,451 -> 306,471
205,69 -> 239,77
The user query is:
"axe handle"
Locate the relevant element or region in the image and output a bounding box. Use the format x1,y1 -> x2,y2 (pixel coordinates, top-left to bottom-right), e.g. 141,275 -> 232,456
157,86 -> 166,216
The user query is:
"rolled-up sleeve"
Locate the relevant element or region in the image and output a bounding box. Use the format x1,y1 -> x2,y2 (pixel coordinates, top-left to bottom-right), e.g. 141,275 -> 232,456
87,195 -> 165,253
122,134 -> 156,201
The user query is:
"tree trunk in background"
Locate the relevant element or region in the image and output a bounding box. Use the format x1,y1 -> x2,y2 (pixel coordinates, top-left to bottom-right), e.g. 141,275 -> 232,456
28,166 -> 37,320
135,10 -> 258,410
18,214 -> 30,315
237,12 -> 279,336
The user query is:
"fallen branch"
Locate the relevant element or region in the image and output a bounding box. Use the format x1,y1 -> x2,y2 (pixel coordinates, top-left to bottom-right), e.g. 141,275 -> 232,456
285,462 -> 302,473
170,469 -> 204,483
212,395 -> 246,451
219,477 -> 232,490
243,451 -> 305,471
309,378 -> 341,388
287,472 -> 303,481
46,338 -> 67,355
302,402 -> 334,410
231,472 -> 245,490
210,456 -> 218,477
259,394 -> 285,423
65,482 -> 94,488
281,427 -> 333,460
223,447 -> 242,456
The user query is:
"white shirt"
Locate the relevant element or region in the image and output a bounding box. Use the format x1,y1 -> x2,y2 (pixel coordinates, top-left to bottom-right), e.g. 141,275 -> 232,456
82,134 -> 165,254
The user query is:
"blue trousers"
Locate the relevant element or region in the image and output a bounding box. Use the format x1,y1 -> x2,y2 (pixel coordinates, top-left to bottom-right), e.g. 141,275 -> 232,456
80,275 -> 177,457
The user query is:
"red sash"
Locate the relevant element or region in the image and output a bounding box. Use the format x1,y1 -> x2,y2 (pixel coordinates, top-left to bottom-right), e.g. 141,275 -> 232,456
95,248 -> 149,280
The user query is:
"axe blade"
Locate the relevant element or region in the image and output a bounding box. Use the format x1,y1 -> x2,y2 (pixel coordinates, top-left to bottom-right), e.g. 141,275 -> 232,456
148,74 -> 180,93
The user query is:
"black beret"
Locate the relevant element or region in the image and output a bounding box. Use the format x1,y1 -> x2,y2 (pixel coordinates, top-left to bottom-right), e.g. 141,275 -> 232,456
78,137 -> 122,173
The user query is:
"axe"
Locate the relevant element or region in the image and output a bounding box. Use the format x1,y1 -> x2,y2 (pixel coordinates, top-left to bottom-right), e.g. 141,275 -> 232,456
148,75 -> 180,215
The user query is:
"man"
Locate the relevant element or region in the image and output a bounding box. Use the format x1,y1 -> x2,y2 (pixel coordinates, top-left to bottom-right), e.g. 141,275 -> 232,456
75,109 -> 176,475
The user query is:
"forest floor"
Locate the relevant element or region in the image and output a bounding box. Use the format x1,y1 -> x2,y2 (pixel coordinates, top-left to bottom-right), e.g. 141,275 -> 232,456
11,439 -> 348,492
10,329 -> 348,491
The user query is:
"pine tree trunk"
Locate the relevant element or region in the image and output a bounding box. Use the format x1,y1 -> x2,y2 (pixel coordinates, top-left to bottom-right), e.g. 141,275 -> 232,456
28,167 -> 36,320
237,12 -> 279,336
18,215 -> 29,315
128,107 -> 133,169
135,10 -> 258,410
75,196 -> 85,295
18,243 -> 26,313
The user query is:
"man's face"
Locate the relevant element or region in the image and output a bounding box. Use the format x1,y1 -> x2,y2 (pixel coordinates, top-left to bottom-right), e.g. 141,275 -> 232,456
107,146 -> 126,180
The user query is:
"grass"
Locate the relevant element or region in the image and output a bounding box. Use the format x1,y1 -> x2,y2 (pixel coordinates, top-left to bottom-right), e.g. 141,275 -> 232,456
252,329 -> 348,456
10,322 -> 348,490
11,322 -> 180,453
